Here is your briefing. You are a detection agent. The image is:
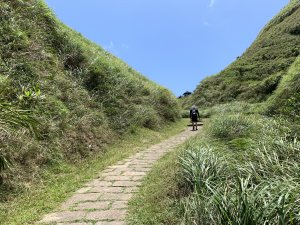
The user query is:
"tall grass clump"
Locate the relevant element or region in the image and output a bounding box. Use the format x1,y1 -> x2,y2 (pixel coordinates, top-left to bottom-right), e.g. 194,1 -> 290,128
207,177 -> 300,225
208,113 -> 254,140
181,177 -> 300,225
177,102 -> 300,225
179,145 -> 227,193
0,102 -> 38,134
240,137 -> 300,181
0,101 -> 38,184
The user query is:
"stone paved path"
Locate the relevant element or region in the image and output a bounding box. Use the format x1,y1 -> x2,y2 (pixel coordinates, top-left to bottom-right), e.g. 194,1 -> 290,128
39,127 -> 199,225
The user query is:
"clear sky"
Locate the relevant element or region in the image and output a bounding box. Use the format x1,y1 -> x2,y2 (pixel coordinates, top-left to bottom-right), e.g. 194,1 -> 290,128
45,0 -> 289,97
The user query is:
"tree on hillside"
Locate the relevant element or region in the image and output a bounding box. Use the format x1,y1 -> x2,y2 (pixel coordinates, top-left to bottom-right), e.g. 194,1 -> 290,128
178,91 -> 192,98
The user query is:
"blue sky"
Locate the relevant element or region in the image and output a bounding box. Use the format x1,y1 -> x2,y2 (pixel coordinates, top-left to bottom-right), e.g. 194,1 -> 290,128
45,0 -> 289,96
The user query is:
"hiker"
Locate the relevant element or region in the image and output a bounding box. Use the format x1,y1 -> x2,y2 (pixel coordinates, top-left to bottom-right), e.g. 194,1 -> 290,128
190,105 -> 200,131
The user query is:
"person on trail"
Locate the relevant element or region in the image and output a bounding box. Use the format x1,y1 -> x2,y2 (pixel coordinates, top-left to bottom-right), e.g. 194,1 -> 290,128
190,105 -> 200,131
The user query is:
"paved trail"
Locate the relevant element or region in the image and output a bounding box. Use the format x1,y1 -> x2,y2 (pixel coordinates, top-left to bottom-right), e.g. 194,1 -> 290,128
39,127 -> 199,225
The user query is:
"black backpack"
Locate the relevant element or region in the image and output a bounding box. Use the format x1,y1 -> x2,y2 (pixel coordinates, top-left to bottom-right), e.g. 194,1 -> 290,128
191,109 -> 197,116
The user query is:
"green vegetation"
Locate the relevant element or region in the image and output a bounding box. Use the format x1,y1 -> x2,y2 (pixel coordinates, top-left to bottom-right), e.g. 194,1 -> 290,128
0,0 -> 179,211
0,119 -> 187,225
131,104 -> 299,225
0,102 -> 38,174
2,0 -> 300,224
266,55 -> 300,120
184,0 -> 300,109
178,103 -> 300,225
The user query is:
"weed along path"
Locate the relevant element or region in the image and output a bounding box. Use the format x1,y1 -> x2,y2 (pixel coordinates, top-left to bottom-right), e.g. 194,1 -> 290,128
39,127 -> 199,225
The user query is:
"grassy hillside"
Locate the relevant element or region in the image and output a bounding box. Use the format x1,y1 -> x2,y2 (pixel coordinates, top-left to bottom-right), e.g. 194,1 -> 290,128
178,103 -> 300,225
0,0 -> 179,200
187,0 -> 300,108
174,1 -> 300,224
266,55 -> 300,119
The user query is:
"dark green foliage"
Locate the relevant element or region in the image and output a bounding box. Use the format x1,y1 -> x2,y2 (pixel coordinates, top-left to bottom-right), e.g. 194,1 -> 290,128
189,1 -> 300,109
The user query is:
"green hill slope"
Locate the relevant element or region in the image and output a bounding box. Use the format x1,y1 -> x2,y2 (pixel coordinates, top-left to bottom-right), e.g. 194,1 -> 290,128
266,55 -> 300,118
188,0 -> 300,109
0,0 -> 179,194
163,2 -> 300,224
